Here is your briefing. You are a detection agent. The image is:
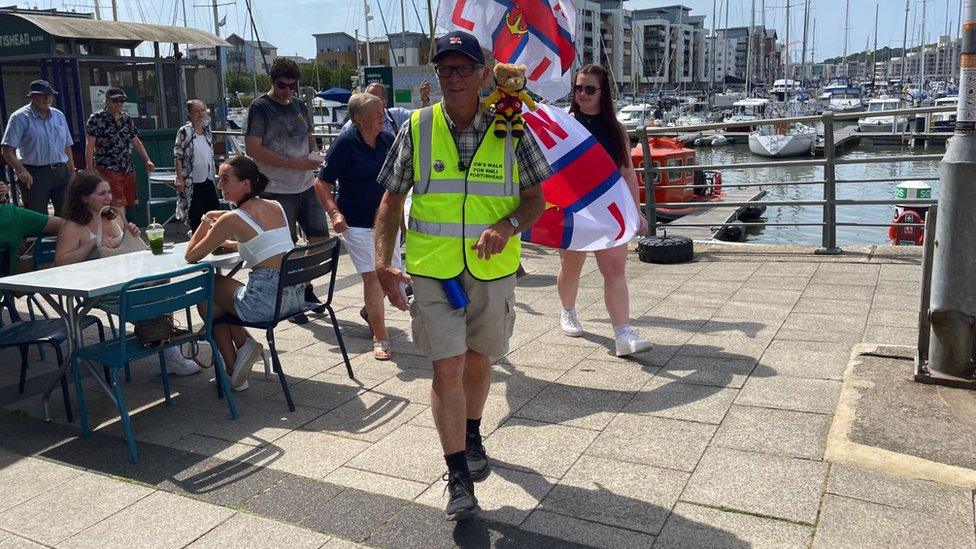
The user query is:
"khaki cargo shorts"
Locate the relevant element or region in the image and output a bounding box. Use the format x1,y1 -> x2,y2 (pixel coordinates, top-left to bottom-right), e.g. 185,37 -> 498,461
408,271 -> 517,362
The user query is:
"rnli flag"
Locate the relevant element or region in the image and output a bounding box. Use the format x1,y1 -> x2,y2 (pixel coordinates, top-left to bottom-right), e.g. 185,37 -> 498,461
436,0 -> 576,101
520,104 -> 639,251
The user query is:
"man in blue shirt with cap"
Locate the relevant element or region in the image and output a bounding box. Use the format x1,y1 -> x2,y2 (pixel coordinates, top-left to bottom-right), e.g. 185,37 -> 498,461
1,80 -> 76,214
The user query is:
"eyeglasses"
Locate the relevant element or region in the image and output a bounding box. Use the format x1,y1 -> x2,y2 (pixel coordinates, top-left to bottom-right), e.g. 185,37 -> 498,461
574,85 -> 600,96
109,97 -> 126,103
433,64 -> 480,77
274,80 -> 299,91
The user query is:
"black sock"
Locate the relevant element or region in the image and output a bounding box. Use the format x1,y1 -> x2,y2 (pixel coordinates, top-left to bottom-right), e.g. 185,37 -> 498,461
305,285 -> 320,303
445,450 -> 469,477
465,418 -> 482,441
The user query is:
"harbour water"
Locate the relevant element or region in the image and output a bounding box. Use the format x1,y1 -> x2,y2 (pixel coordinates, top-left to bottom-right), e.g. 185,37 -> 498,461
681,144 -> 942,246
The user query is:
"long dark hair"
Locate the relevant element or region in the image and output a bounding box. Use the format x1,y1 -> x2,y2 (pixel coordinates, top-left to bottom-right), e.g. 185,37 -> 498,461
62,171 -> 117,225
569,64 -> 629,168
223,155 -> 269,205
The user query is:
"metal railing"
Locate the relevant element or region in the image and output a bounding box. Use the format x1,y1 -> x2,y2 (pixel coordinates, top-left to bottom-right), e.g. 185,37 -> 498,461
635,105 -> 953,253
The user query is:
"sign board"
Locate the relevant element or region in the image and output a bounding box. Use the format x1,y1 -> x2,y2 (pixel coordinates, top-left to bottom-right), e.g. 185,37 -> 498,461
393,89 -> 412,104
363,66 -> 393,104
89,86 -> 139,117
0,16 -> 51,56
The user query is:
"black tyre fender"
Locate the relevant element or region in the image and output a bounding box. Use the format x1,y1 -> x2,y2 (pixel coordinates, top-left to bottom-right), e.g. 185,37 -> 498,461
714,223 -> 747,242
637,233 -> 694,264
737,204 -> 767,221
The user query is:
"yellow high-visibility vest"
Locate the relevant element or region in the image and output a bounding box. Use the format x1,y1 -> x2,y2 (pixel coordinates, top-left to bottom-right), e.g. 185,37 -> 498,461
406,104 -> 521,281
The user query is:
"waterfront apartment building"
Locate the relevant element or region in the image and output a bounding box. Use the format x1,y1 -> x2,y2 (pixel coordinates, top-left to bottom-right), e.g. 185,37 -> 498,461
597,0 -> 634,93
705,25 -> 779,86
573,0 -> 603,72
314,32 -> 358,67
188,33 -> 278,75
631,5 -> 707,91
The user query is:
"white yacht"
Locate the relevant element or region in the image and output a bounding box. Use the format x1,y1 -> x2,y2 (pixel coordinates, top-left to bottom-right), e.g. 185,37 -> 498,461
748,123 -> 818,157
858,97 -> 908,133
617,104 -> 656,131
725,98 -> 770,132
822,77 -> 864,113
932,96 -> 958,132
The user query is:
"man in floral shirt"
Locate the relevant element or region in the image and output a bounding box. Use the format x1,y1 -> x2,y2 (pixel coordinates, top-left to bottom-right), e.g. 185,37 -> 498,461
85,87 -> 155,216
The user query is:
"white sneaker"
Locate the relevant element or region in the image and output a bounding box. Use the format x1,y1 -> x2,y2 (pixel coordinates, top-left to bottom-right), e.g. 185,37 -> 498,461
615,327 -> 653,357
163,346 -> 201,376
561,309 -> 583,337
231,339 -> 263,387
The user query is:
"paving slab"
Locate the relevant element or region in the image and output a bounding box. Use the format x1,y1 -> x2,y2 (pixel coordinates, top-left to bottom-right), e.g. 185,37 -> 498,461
0,455 -> 84,513
243,474 -> 345,526
324,466 -> 430,501
713,405 -> 830,460
682,447 -> 827,524
586,413 -> 715,472
301,487 -> 409,542
187,512 -> 332,548
344,424 -> 443,483
539,455 -> 687,535
758,340 -> 852,381
0,534 -> 46,548
735,375 -> 841,414
625,379 -> 738,424
656,502 -> 812,549
557,359 -> 660,391
659,355 -> 757,389
60,490 -> 235,549
827,463 -> 974,517
514,383 -> 632,430
484,418 -> 599,478
301,389 -> 425,443
252,429 -> 371,480
813,494 -> 973,549
521,509 -> 655,549
0,472 -> 152,546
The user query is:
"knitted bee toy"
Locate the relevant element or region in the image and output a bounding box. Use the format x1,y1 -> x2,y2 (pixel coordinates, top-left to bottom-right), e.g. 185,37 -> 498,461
482,63 -> 537,138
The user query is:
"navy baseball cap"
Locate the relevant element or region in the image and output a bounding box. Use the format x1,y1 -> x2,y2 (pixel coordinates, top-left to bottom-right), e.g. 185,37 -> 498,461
27,79 -> 57,96
432,31 -> 485,65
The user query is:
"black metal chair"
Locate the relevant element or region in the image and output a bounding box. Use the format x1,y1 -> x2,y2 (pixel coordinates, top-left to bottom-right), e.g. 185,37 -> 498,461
215,237 -> 352,411
0,243 -> 105,421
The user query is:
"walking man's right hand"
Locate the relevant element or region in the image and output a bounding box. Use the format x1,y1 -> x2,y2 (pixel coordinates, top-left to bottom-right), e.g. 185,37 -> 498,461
16,169 -> 32,188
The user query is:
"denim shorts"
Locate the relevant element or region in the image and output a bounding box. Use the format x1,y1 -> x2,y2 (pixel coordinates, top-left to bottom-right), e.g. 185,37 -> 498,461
233,268 -> 303,323
262,186 -> 330,242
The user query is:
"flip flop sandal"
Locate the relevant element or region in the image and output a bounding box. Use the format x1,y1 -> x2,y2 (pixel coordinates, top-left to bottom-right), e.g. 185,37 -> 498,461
372,340 -> 391,361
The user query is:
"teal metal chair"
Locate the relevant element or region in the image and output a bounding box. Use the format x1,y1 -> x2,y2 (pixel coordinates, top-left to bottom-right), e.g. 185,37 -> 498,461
70,264 -> 238,462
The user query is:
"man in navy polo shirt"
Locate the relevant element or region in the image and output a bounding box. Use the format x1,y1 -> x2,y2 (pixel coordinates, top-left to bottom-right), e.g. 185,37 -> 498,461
1,80 -> 76,214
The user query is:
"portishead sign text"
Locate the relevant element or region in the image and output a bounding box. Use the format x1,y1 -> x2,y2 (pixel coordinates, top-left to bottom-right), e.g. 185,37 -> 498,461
0,18 -> 51,56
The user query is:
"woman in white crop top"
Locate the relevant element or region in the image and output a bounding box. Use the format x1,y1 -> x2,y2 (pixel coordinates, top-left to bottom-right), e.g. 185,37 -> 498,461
185,155 -> 303,391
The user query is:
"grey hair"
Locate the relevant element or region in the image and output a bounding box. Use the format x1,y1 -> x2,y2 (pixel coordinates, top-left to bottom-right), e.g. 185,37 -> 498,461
364,82 -> 387,101
348,92 -> 382,121
185,98 -> 206,115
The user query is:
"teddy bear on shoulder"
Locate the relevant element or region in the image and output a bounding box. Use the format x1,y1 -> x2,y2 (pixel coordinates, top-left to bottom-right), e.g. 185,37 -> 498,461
482,63 -> 537,138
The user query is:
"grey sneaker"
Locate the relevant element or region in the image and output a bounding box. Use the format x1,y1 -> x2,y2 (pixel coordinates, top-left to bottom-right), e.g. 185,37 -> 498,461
466,434 -> 491,482
443,471 -> 479,521
561,309 -> 583,337
615,326 -> 653,357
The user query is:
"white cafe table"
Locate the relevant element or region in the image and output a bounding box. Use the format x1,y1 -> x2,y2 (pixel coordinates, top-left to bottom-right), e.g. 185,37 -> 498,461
0,242 -> 241,420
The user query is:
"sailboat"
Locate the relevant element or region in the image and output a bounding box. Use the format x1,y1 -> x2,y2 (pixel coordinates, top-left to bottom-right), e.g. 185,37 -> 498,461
748,121 -> 817,157
858,97 -> 908,132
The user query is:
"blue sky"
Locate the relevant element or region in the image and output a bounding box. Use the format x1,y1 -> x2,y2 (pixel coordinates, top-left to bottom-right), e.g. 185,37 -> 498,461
39,0 -> 961,64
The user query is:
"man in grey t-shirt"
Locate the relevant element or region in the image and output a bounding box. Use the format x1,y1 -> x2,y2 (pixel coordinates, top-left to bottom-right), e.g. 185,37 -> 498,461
244,57 -> 329,321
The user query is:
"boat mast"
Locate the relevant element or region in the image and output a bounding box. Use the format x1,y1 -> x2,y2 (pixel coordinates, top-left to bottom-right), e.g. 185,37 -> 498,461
710,0 -> 717,87
800,0 -> 809,85
785,0 -> 790,86
400,0 -> 408,68
872,3 -> 878,87
901,0 -> 910,87
364,0 -> 373,66
918,0 -> 927,87
723,0 -> 730,86
747,0 -> 755,95
761,0 -> 766,88
842,0 -> 849,77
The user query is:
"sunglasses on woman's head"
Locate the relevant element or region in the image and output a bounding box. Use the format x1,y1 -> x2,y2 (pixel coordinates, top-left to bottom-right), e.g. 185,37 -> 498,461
274,80 -> 299,91
574,85 -> 600,96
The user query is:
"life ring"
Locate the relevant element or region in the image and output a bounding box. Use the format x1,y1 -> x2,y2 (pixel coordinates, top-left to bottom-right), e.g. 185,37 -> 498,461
888,210 -> 925,245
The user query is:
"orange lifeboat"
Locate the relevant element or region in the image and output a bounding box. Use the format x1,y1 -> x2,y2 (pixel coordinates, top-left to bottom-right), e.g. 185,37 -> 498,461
631,137 -> 723,221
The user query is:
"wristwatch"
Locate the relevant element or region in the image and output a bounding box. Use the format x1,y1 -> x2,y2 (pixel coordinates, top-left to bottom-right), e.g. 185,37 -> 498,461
507,216 -> 520,232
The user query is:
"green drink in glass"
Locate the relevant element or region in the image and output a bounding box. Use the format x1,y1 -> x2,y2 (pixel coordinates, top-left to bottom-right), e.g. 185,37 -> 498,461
147,219 -> 164,255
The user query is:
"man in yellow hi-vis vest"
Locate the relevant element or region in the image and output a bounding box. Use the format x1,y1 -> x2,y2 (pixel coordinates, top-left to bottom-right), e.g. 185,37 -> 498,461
373,31 -> 551,520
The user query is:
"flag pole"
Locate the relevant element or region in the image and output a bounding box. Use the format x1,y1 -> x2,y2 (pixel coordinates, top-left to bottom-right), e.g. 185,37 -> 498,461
427,0 -> 437,64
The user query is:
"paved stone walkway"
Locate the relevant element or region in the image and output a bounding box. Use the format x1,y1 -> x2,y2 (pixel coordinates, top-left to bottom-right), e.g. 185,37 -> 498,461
1,242 -> 973,548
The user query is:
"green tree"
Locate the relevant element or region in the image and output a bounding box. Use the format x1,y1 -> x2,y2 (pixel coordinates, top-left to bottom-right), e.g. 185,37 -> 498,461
335,64 -> 357,89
